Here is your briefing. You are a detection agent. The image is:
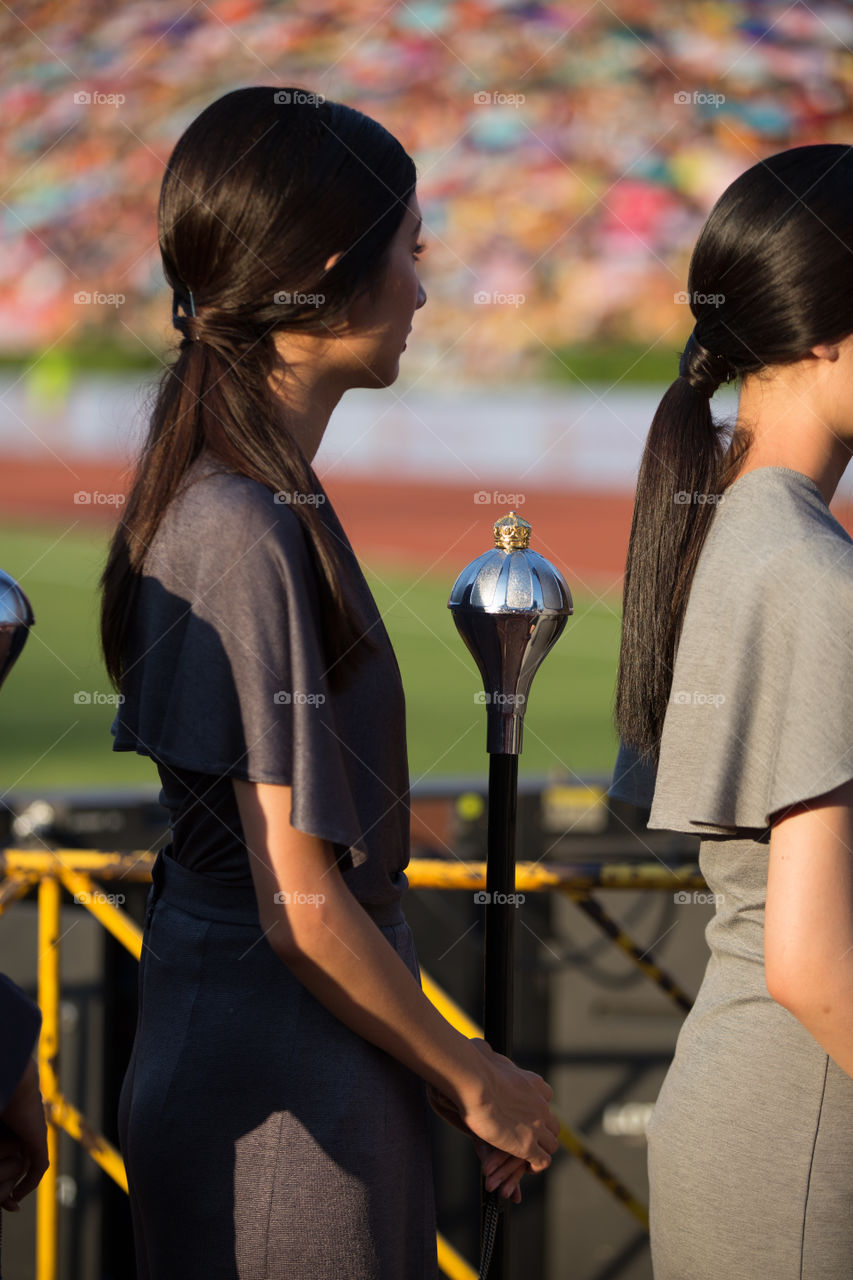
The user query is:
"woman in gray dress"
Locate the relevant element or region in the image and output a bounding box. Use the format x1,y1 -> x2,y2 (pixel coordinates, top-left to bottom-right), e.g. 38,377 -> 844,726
100,88 -> 559,1278
611,144 -> 853,1278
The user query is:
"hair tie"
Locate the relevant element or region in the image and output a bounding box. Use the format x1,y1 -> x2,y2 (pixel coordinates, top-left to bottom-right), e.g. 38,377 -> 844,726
678,329 -> 735,397
172,285 -> 199,341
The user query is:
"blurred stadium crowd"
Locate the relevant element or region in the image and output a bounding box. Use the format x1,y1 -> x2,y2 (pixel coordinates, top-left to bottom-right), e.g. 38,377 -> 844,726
4,0 -> 853,380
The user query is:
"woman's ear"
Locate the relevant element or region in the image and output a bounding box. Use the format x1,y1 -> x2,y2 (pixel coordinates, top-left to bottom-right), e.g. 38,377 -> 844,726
810,342 -> 841,361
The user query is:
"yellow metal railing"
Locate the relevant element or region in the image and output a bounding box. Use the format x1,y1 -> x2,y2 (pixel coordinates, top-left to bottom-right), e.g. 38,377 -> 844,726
0,849 -> 705,1280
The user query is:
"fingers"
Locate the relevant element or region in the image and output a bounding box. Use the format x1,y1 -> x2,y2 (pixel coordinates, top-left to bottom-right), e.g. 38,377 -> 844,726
11,1162 -> 46,1203
527,1126 -> 560,1173
0,1149 -> 26,1207
484,1154 -> 525,1192
10,1143 -> 49,1203
543,1114 -> 561,1147
520,1069 -> 553,1103
478,1146 -> 504,1176
531,1109 -> 561,1166
522,1109 -> 561,1173
484,1156 -> 529,1200
500,1164 -> 528,1201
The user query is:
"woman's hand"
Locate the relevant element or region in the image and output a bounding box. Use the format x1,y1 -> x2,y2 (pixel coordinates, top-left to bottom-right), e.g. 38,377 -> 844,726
426,1083 -> 530,1202
0,1135 -> 26,1211
450,1038 -> 560,1176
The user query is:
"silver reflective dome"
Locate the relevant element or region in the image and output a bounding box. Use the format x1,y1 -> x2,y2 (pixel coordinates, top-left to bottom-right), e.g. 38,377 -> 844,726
449,513 -> 572,754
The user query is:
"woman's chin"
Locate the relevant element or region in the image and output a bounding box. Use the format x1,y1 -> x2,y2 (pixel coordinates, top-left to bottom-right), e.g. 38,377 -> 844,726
365,359 -> 402,389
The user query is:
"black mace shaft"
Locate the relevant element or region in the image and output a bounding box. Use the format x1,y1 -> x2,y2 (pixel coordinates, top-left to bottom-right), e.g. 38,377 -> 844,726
482,752 -> 519,1276
484,753 -> 518,1055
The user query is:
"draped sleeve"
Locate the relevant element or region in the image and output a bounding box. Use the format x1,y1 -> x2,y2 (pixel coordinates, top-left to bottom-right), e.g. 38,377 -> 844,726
111,462 -> 371,866
608,469 -> 853,834
649,520 -> 853,833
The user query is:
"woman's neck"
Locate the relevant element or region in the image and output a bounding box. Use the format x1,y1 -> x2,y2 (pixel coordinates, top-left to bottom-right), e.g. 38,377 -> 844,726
730,368 -> 853,505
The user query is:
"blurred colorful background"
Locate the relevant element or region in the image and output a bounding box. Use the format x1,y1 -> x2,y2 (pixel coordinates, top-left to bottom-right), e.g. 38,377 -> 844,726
7,0 -> 853,374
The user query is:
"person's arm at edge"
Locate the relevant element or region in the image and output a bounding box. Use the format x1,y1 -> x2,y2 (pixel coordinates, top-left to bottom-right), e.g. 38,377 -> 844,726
0,976 -> 48,1208
765,775 -> 853,1078
0,976 -> 40,1113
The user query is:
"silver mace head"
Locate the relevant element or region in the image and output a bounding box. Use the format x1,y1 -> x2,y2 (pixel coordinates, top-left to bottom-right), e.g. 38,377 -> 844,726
448,511 -> 573,755
0,568 -> 34,692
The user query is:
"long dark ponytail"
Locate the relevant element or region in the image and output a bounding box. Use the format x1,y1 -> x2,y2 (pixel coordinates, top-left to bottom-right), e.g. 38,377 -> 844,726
101,87 -> 416,689
615,143 -> 853,760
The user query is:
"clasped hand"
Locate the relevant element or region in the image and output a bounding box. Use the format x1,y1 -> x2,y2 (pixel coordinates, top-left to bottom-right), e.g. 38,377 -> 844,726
427,1083 -> 530,1202
427,1038 -> 560,1204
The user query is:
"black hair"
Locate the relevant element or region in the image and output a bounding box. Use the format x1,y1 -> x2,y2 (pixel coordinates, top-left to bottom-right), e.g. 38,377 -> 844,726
102,87 -> 416,688
615,144 -> 853,759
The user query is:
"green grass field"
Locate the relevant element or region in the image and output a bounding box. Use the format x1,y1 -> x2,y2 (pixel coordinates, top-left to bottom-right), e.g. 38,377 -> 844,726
0,521 -> 622,793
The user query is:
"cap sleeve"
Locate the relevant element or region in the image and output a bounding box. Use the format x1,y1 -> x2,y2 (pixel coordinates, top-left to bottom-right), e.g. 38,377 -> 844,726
112,470 -> 368,866
648,535 -> 853,832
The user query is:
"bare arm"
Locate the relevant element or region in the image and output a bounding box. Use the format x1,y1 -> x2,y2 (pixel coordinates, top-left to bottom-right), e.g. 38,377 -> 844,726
765,776 -> 853,1077
233,778 -> 560,1174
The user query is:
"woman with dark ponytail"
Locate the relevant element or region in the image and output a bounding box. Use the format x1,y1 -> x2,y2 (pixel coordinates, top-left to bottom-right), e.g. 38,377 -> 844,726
612,144 -> 853,1277
102,87 -> 559,1279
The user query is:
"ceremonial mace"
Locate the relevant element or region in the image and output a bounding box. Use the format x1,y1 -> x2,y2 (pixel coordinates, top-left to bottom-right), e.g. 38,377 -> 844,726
448,511 -> 572,1278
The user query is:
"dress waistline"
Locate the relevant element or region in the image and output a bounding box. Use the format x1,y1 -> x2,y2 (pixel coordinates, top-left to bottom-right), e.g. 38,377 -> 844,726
147,847 -> 406,929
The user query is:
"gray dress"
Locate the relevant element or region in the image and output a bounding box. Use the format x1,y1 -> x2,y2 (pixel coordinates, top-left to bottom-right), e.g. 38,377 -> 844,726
112,454 -> 438,1279
611,467 -> 853,1279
